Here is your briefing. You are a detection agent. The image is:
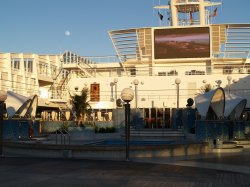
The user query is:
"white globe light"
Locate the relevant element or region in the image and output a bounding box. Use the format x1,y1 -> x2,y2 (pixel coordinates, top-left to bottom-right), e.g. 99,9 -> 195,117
227,75 -> 232,81
175,78 -> 181,85
133,79 -> 139,85
216,80 -> 222,85
121,88 -> 134,102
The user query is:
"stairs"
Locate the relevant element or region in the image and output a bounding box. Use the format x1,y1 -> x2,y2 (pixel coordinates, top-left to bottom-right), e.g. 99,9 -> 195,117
49,69 -> 71,99
122,129 -> 185,141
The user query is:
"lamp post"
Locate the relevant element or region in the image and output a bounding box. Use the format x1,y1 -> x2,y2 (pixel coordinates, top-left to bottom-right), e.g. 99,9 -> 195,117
175,78 -> 181,109
114,78 -> 118,105
121,88 -> 134,161
133,79 -> 139,109
0,91 -> 7,156
227,75 -> 232,94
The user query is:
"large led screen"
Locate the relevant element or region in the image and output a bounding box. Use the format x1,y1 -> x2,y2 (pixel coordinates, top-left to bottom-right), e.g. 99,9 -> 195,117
154,27 -> 210,59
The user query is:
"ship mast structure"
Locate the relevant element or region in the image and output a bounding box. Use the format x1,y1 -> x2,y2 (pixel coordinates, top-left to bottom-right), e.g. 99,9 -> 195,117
154,0 -> 222,27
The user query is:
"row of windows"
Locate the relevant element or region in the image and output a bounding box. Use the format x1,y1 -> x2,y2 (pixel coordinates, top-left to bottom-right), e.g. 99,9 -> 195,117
11,58 -> 33,72
37,63 -> 57,76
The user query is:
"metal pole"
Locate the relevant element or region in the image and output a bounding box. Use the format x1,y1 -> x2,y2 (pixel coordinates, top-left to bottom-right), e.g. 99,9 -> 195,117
115,83 -> 117,108
177,84 -> 179,109
128,103 -> 130,160
0,102 -> 4,156
125,102 -> 130,161
228,80 -> 231,94
135,85 -> 138,109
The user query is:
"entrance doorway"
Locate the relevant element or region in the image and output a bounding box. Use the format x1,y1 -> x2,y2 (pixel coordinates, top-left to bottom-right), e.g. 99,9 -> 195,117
144,108 -> 172,129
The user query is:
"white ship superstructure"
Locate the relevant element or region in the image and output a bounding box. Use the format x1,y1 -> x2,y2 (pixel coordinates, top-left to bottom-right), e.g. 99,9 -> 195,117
1,0 -> 250,126
64,0 -> 250,110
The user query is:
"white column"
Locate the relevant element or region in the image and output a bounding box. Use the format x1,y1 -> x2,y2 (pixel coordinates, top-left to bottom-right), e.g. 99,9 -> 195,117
171,0 -> 178,27
199,0 -> 206,26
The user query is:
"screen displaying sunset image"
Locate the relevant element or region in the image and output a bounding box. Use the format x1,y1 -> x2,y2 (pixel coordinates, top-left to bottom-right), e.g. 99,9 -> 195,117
154,27 -> 210,59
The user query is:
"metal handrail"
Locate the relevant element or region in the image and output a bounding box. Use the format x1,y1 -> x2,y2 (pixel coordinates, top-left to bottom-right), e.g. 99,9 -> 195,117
55,129 -> 71,145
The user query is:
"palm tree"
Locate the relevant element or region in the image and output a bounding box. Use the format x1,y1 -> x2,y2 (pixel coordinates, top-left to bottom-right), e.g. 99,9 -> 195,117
72,89 -> 91,125
198,83 -> 213,95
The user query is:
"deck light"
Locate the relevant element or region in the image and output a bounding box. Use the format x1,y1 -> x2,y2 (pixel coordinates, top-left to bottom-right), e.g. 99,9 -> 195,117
114,78 -> 118,105
227,75 -> 232,94
121,88 -> 134,161
133,79 -> 139,109
175,78 -> 181,109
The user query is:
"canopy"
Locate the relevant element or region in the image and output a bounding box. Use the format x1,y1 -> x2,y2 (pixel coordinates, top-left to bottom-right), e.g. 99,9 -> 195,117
5,91 -> 38,118
195,88 -> 225,119
224,93 -> 247,120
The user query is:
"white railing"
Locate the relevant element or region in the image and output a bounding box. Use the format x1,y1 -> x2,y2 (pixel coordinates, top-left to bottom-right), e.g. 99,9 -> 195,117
83,55 -> 120,64
84,64 -> 250,78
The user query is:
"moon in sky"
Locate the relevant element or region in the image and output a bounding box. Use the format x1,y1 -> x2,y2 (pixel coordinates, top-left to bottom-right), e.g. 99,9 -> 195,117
65,30 -> 71,36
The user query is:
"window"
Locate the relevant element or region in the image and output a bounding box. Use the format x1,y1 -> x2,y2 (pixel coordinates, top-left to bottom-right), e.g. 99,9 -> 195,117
24,59 -> 33,72
158,72 -> 166,76
130,67 -> 136,76
167,70 -> 178,76
11,58 -> 20,70
50,65 -> 57,77
223,66 -> 233,74
185,70 -> 205,75
38,63 -> 48,75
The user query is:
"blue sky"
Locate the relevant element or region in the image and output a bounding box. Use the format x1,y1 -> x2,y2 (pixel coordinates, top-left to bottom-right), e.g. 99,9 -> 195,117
1,0 -> 250,56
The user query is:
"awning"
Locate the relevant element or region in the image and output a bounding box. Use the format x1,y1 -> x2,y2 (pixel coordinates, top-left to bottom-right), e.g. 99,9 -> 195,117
5,91 -> 38,118
195,88 -> 225,119
224,93 -> 247,119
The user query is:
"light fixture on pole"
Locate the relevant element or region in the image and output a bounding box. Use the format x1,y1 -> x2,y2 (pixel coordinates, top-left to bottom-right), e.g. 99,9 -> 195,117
0,90 -> 7,157
114,78 -> 118,105
133,79 -> 139,109
121,88 -> 134,161
215,80 -> 222,88
175,78 -> 181,109
227,75 -> 232,94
